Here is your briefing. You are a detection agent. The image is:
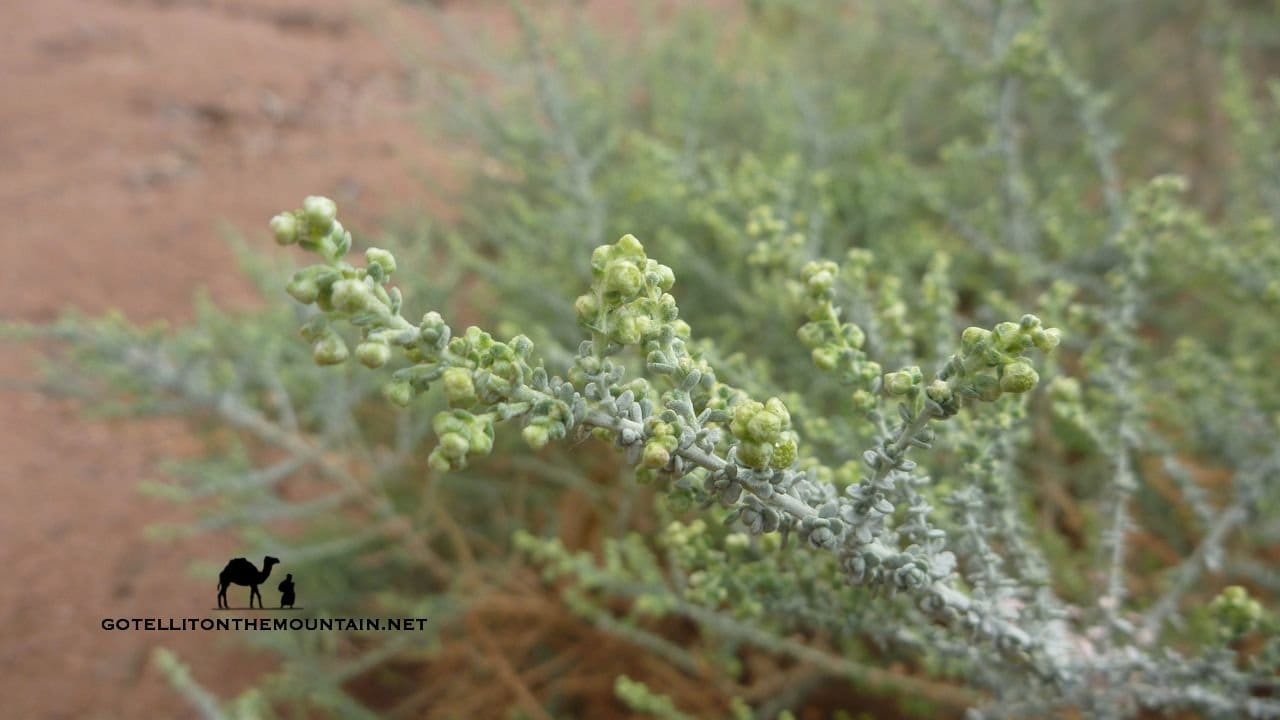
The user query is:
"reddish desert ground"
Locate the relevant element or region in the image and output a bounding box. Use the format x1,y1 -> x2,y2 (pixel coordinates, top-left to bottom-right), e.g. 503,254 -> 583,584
0,0 -> 475,715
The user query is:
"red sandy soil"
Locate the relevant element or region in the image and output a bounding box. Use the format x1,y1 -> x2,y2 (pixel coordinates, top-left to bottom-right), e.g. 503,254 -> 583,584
0,0 -> 454,716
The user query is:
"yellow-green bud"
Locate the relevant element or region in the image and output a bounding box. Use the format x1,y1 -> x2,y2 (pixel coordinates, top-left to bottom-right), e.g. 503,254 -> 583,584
737,441 -> 771,469
270,213 -> 299,245
522,423 -> 550,450
850,389 -> 875,412
999,361 -> 1039,393
613,314 -> 642,345
961,326 -> 991,352
302,196 -> 337,233
383,380 -> 414,407
764,398 -> 790,426
605,262 -> 643,297
770,437 -> 797,469
655,264 -> 675,291
811,347 -> 838,371
1211,585 -> 1264,638
442,367 -> 476,406
439,432 -> 470,460
312,335 -> 348,365
993,321 -> 1022,350
1033,327 -> 1062,352
330,280 -> 377,314
746,411 -> 782,443
642,442 -> 671,469
356,341 -> 391,369
616,233 -> 645,257
427,450 -> 452,473
286,271 -> 319,305
468,426 -> 494,455
574,293 -> 600,322
884,371 -> 914,396
925,379 -> 952,404
590,245 -> 612,273
365,247 -> 397,276
797,323 -> 825,348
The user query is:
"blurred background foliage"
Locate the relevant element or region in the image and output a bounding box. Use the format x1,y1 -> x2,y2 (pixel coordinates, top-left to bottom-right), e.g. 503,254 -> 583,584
17,0 -> 1280,717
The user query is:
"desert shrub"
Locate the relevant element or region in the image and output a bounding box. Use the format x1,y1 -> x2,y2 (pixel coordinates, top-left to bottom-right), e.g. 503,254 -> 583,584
13,1 -> 1280,717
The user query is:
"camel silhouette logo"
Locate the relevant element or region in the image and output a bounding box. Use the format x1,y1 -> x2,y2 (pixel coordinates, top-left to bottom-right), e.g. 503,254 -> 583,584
216,555 -> 299,610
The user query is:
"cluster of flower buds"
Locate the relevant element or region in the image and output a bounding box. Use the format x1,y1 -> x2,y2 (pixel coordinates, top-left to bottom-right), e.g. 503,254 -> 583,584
574,234 -> 681,347
795,260 -> 882,412
900,314 -> 1063,419
727,397 -> 798,471
428,409 -> 495,473
272,196 -> 352,264
1210,585 -> 1266,641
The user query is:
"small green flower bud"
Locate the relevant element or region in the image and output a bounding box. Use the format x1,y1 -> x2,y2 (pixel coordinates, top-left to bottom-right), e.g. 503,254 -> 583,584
442,367 -> 476,406
961,327 -> 991,353
925,379 -> 952,404
613,314 -> 642,345
884,371 -> 914,397
574,293 -> 600,322
270,213 -> 299,245
657,293 -> 678,321
522,423 -> 550,450
605,261 -> 643,296
312,334 -> 349,365
356,340 -> 391,369
439,432 -> 470,460
850,389 -> 875,412
302,196 -> 338,233
1000,361 -> 1039,393
770,437 -> 797,469
801,260 -> 838,284
383,379 -> 414,407
1033,327 -> 1062,352
330,280 -> 378,314
616,233 -> 645,257
841,323 -> 865,349
286,271 -> 319,305
633,314 -> 655,339
365,247 -> 397,276
427,450 -> 452,473
590,244 -> 612,274
747,410 -> 782,442
655,264 -> 675,291
1211,585 -> 1264,638
468,425 -> 494,455
737,441 -> 771,470
992,321 -> 1022,350
642,442 -> 671,469
811,347 -> 838,371
797,323 -> 825,348
764,397 -> 790,426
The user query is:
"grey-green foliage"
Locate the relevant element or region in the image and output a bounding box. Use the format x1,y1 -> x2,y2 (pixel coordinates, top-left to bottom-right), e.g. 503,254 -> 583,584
14,0 -> 1280,718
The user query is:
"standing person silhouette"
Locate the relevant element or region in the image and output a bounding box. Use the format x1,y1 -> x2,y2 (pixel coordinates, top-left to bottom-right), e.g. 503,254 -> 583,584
278,573 -> 296,609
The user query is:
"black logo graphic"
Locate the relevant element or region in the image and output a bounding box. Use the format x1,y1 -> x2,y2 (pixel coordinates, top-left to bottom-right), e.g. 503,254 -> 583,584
278,573 -> 296,609
103,552 -> 428,632
216,555 -> 296,609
